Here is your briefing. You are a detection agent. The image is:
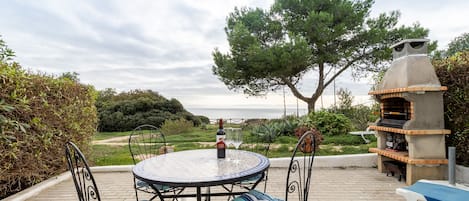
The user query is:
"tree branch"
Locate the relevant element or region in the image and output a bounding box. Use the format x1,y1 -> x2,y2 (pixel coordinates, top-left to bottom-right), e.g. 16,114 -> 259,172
281,77 -> 310,102
311,62 -> 325,100
324,65 -> 334,78
323,49 -> 372,88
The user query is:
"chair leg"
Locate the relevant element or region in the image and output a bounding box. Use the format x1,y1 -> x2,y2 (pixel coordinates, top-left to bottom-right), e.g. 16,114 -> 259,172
134,178 -> 140,201
227,184 -> 234,201
206,187 -> 211,201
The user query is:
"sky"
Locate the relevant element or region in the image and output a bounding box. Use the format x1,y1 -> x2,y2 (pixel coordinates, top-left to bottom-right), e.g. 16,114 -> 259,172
0,0 -> 468,111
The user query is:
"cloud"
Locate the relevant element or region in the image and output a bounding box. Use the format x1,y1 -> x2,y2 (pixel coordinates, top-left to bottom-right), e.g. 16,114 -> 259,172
0,0 -> 466,111
372,0 -> 469,49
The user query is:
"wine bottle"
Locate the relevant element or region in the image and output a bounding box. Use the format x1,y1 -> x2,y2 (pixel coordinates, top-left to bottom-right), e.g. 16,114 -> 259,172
216,119 -> 226,158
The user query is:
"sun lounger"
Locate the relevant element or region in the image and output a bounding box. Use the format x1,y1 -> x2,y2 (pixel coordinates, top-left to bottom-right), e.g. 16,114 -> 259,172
396,179 -> 469,201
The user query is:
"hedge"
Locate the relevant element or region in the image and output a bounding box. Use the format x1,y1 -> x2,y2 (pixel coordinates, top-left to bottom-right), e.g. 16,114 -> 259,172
0,63 -> 97,198
434,51 -> 469,166
96,89 -> 205,131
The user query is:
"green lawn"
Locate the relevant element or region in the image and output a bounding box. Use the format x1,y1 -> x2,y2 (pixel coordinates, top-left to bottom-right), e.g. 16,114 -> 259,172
91,127 -> 377,166
93,130 -> 133,140
91,144 -> 134,166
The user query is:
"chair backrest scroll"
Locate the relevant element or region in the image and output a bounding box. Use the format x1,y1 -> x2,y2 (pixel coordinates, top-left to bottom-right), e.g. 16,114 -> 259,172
285,131 -> 317,201
65,141 -> 101,201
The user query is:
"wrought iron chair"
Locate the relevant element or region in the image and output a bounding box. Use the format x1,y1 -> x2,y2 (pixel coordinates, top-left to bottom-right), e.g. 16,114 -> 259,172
128,124 -> 182,201
236,132 -> 272,192
65,141 -> 101,201
234,130 -> 317,201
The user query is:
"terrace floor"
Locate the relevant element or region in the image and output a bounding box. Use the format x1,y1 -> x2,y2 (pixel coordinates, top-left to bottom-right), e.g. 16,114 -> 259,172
24,167 -> 406,201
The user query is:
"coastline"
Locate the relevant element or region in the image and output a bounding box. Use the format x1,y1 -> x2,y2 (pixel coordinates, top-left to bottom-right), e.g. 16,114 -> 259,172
187,107 -> 308,119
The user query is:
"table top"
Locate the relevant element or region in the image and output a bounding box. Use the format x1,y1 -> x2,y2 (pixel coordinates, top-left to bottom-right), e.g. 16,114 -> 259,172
132,149 -> 270,187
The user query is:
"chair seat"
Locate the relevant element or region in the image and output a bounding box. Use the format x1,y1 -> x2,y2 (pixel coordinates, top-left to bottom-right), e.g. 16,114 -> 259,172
238,173 -> 263,185
234,190 -> 283,201
136,179 -> 173,192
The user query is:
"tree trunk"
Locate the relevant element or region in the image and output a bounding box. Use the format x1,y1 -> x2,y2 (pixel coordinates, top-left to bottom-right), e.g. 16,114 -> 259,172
307,100 -> 315,113
306,95 -> 320,113
281,76 -> 322,114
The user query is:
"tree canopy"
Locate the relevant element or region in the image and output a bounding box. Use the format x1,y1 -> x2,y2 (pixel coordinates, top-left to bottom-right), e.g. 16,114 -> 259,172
96,89 -> 207,131
213,0 -> 434,112
0,35 -> 15,63
445,32 -> 469,57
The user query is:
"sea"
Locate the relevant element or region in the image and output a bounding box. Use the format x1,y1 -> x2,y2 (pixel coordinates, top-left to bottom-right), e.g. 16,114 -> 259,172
186,107 -> 308,120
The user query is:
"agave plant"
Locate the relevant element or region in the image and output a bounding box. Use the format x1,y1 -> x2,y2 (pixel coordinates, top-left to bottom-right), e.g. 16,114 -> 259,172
251,123 -> 280,143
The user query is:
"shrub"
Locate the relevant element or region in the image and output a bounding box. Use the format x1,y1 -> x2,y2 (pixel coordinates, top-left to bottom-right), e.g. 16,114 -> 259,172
294,126 -> 323,150
330,88 -> 379,131
197,115 -> 210,125
96,89 -> 203,131
307,111 -> 353,136
160,118 -> 194,136
434,51 -> 469,166
0,63 -> 97,198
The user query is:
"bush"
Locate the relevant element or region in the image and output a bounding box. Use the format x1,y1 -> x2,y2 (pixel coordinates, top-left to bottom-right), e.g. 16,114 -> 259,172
330,88 -> 379,131
294,126 -> 324,150
96,89 -> 204,131
0,62 -> 97,198
160,118 -> 194,136
197,115 -> 210,124
307,111 -> 353,136
434,51 -> 469,166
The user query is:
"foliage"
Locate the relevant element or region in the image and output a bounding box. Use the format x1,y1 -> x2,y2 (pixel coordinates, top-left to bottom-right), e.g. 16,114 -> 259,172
270,118 -> 299,136
446,33 -> 469,57
0,41 -> 97,198
96,89 -> 207,131
0,100 -> 30,142
213,0 -> 434,112
435,33 -> 469,58
307,111 -> 353,136
433,51 -> 469,166
197,115 -> 210,124
336,88 -> 353,109
250,123 -> 281,143
160,118 -> 194,136
294,126 -> 323,150
242,118 -> 268,130
330,88 -> 379,130
59,71 -> 80,82
0,35 -> 15,63
250,118 -> 299,143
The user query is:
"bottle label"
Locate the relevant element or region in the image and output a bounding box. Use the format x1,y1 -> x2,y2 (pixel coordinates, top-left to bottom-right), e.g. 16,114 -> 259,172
216,134 -> 225,143
217,138 -> 226,158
